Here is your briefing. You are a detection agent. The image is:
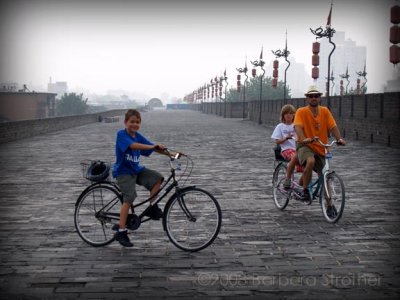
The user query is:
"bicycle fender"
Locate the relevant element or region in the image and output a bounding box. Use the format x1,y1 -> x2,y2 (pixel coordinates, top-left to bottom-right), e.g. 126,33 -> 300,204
74,181 -> 120,206
162,185 -> 196,231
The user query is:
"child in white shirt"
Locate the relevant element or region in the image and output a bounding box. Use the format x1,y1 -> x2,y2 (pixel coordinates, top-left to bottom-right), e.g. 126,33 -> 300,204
271,104 -> 303,188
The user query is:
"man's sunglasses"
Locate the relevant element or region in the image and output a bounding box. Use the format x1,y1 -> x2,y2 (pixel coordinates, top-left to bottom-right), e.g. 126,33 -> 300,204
307,94 -> 321,98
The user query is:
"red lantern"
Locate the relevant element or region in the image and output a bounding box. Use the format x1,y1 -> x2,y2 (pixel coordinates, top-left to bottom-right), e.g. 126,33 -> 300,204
391,5 -> 400,24
390,25 -> 400,44
390,45 -> 400,65
237,86 -> 241,92
237,80 -> 241,87
273,69 -> 278,78
237,74 -> 241,81
272,78 -> 278,87
312,54 -> 320,66
312,67 -> 319,79
273,59 -> 279,69
312,42 -> 320,54
252,68 -> 256,77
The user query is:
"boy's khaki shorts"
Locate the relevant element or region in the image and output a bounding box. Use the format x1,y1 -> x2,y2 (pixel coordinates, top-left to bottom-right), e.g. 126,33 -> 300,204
296,145 -> 325,174
116,168 -> 163,204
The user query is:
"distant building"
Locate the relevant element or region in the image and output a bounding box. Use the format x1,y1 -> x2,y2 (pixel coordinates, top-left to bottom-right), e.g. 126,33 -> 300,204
47,77 -> 68,97
384,68 -> 400,92
315,31 -> 367,95
147,98 -> 163,110
0,92 -> 57,122
0,82 -> 18,92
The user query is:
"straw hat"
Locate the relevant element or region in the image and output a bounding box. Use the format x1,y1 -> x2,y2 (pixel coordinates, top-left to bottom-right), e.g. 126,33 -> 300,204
304,85 -> 322,96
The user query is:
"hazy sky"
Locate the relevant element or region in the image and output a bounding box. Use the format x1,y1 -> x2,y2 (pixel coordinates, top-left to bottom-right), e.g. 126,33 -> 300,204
0,0 -> 398,101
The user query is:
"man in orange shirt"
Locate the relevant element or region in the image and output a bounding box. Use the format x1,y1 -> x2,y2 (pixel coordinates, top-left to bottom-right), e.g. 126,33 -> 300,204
294,86 -> 346,204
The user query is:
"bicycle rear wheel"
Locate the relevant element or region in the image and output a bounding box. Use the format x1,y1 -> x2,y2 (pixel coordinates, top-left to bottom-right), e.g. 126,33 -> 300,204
320,172 -> 345,223
74,184 -> 121,246
164,187 -> 222,252
272,163 -> 290,210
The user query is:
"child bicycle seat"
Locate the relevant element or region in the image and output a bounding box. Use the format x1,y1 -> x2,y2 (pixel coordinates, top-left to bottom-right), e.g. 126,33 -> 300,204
273,145 -> 285,161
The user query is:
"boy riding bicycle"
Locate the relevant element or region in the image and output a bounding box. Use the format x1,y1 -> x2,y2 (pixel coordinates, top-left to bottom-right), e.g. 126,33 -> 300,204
113,109 -> 168,247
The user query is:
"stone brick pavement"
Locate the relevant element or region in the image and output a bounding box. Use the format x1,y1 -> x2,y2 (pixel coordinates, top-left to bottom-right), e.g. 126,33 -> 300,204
0,110 -> 399,299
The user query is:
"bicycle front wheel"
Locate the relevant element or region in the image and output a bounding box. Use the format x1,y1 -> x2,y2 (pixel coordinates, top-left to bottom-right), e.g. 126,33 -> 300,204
74,184 -> 122,247
272,163 -> 290,210
164,187 -> 222,252
320,172 -> 345,223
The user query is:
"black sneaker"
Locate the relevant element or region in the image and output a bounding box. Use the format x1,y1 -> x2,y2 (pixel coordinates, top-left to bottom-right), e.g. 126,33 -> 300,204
144,204 -> 163,220
299,189 -> 311,204
115,230 -> 133,247
326,205 -> 338,219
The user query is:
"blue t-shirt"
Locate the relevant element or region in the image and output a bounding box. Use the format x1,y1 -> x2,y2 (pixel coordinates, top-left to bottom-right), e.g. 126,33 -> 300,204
112,129 -> 154,178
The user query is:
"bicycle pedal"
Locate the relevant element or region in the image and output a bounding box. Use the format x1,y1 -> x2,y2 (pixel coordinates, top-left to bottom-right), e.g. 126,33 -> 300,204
127,214 -> 141,230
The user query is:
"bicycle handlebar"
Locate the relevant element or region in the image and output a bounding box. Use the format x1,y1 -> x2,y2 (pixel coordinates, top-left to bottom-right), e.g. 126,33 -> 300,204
158,147 -> 185,160
312,136 -> 344,147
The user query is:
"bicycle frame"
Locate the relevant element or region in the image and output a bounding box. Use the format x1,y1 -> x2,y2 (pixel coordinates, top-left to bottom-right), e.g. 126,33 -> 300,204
280,161 -> 322,204
275,137 -> 338,204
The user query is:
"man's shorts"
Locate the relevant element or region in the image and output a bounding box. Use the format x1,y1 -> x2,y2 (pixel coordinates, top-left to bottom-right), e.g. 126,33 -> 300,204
116,168 -> 163,204
296,145 -> 325,174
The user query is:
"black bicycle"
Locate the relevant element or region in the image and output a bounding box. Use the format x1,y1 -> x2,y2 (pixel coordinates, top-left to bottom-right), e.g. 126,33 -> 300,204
74,149 -> 222,252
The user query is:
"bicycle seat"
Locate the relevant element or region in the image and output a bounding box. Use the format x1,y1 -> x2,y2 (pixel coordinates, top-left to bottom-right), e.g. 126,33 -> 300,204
273,145 -> 286,161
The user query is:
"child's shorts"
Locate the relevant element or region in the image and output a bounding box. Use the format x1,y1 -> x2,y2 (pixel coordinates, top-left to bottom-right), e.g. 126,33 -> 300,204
116,168 -> 163,204
281,149 -> 304,173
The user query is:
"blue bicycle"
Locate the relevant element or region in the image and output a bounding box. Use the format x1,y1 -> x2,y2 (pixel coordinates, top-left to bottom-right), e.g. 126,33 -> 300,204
272,137 -> 345,223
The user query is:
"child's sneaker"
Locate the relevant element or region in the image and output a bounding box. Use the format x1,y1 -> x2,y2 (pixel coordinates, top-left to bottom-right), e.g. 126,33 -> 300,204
115,230 -> 133,247
144,204 -> 163,220
283,178 -> 291,189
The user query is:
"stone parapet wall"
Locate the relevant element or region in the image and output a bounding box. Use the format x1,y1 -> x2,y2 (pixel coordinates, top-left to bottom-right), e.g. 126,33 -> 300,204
0,109 -> 126,144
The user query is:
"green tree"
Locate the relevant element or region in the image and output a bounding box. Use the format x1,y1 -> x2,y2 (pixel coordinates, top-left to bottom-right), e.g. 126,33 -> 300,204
56,93 -> 89,116
226,75 -> 291,102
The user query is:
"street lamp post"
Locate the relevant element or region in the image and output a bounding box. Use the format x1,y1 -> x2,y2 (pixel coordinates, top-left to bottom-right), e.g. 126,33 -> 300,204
236,60 -> 248,119
325,70 -> 335,96
272,31 -> 291,103
310,3 -> 336,109
251,47 -> 265,124
220,70 -> 228,118
356,62 -> 367,94
210,78 -> 216,114
339,66 -> 350,94
215,76 -> 221,116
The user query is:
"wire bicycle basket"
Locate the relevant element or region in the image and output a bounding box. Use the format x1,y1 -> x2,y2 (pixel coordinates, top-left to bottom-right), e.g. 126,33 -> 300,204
80,160 -> 111,182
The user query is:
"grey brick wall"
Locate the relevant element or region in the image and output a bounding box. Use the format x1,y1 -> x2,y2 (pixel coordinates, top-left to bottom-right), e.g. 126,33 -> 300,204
193,92 -> 400,148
